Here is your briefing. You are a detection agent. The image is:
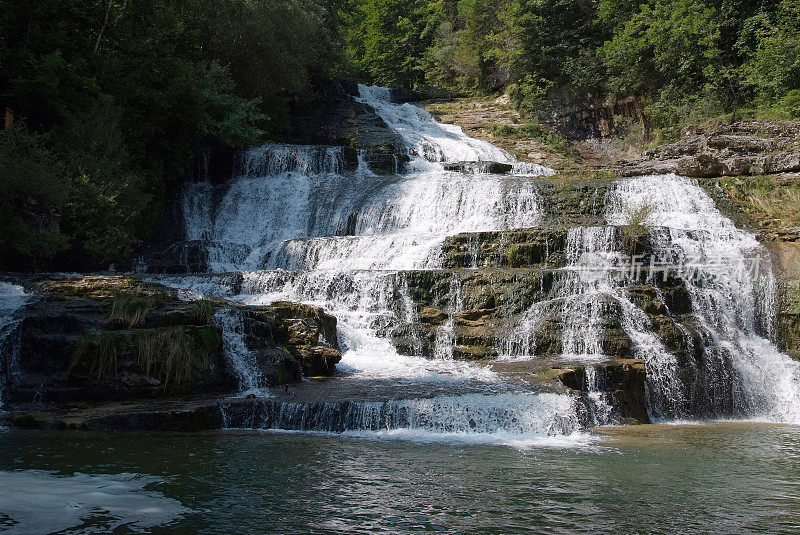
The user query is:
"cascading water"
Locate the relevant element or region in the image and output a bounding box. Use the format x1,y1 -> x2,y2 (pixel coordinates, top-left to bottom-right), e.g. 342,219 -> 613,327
608,174 -> 800,422
151,87 -> 597,444
0,282 -> 28,409
152,87 -> 800,441
212,308 -> 269,396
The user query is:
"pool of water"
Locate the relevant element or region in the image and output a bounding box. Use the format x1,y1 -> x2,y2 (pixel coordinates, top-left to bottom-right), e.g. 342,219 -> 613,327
1,423 -> 799,534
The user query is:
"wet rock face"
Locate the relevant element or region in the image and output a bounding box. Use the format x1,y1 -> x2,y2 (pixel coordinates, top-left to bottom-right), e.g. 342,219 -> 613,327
617,121 -> 800,178
442,161 -> 513,175
5,276 -> 233,404
384,265 -> 693,363
282,81 -> 411,174
538,180 -> 611,225
240,302 -> 341,379
2,277 -> 342,410
441,228 -> 568,269
555,359 -> 649,424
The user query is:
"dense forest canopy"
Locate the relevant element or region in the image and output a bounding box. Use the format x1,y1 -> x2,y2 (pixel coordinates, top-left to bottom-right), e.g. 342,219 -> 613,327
1,0 -> 798,271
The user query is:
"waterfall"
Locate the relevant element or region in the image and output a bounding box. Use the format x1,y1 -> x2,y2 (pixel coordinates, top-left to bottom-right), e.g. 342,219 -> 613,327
234,144 -> 348,176
152,87 -> 800,440
609,174 -> 800,422
212,308 -> 269,396
223,392 -> 586,442
151,86 -> 597,442
0,282 -> 28,408
560,226 -> 623,360
497,226 -> 627,362
584,366 -> 614,425
433,277 -> 463,360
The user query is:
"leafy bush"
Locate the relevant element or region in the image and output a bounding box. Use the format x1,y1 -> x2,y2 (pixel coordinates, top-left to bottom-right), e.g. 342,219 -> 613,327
779,90 -> 800,120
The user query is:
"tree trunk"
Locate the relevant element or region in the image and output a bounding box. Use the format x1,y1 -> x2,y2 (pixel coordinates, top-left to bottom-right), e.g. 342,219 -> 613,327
93,0 -> 115,54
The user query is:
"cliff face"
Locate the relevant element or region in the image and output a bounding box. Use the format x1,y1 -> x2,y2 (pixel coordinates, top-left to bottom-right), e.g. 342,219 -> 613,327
419,96 -> 800,363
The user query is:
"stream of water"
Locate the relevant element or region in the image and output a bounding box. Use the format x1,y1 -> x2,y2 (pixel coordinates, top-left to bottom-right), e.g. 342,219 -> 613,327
147,85 -> 800,437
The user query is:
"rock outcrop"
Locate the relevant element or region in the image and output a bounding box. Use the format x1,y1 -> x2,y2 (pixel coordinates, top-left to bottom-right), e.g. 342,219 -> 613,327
1,275 -> 341,429
239,301 -> 340,380
617,121 -> 800,178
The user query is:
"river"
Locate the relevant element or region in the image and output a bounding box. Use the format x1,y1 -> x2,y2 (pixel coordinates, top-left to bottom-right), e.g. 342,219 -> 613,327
1,423 -> 798,533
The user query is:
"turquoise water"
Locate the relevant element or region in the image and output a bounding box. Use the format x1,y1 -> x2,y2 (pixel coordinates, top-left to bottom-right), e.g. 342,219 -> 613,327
1,423 -> 799,534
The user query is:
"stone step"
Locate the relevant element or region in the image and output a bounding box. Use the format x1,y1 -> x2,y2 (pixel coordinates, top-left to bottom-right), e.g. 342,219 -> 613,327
1,357 -> 652,431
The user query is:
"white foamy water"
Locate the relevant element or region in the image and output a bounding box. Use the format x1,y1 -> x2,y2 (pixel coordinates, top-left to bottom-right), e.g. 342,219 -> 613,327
236,392 -> 589,448
0,470 -> 189,534
340,392 -> 592,448
358,85 -> 511,169
0,282 -> 26,316
149,88 -> 587,441
156,88 -> 800,440
497,226 -> 629,364
609,174 -> 800,423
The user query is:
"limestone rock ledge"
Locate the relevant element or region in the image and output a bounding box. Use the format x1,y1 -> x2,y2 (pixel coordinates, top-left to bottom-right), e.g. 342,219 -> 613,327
1,275 -> 340,417
617,121 -> 800,178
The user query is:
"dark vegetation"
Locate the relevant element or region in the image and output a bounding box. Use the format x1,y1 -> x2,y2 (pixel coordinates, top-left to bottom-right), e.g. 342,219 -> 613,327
1,0 -> 340,270
2,0 -> 798,271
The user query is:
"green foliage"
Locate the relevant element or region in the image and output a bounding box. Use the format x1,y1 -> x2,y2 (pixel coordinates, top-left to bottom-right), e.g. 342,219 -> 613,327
68,331 -> 121,382
134,326 -> 221,391
336,0 -> 796,147
1,0 -> 340,271
620,202 -> 654,253
342,0 -> 444,88
600,1 -> 721,97
779,91 -> 800,120
0,124 -> 68,270
719,175 -> 800,229
187,300 -> 217,325
741,1 -> 800,104
489,0 -> 604,98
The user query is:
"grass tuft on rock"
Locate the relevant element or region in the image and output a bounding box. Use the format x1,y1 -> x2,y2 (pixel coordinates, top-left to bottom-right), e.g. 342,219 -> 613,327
134,326 -> 220,391
68,325 -> 222,391
107,294 -> 159,327
719,175 -> 800,229
620,202 -> 654,253
68,331 -> 120,382
186,300 -> 216,324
